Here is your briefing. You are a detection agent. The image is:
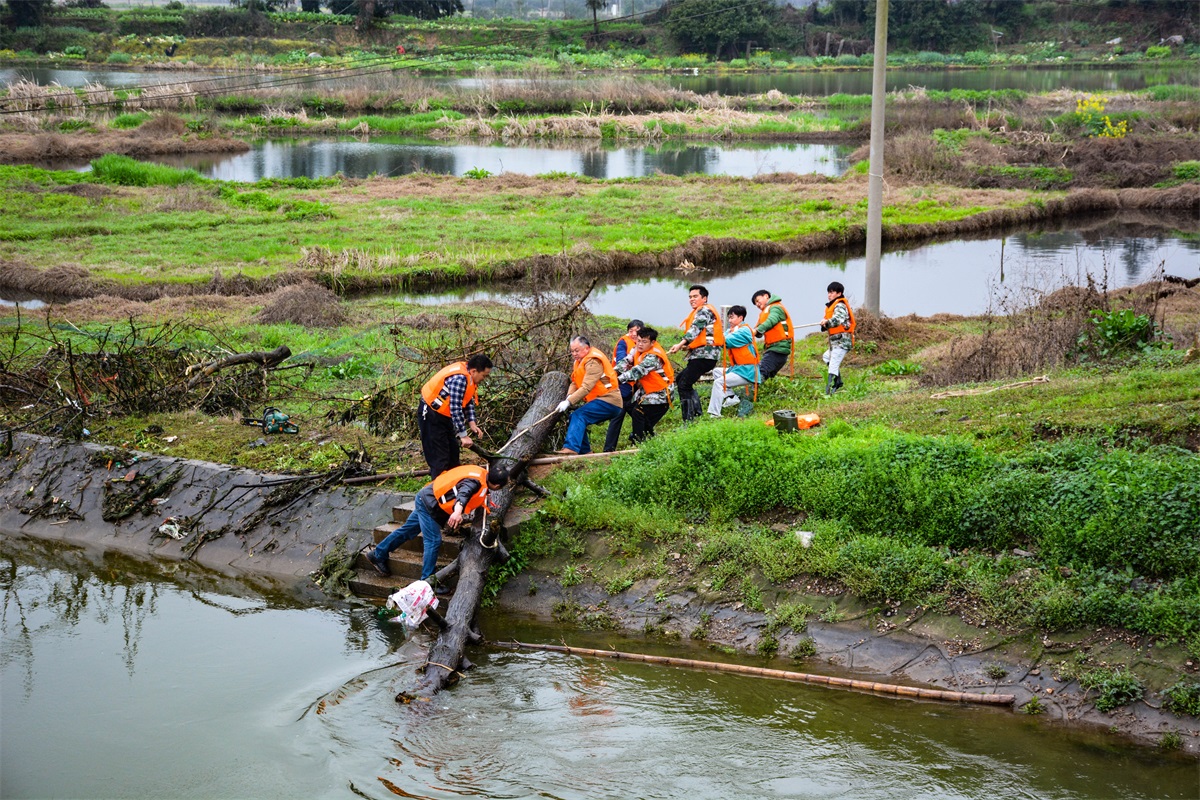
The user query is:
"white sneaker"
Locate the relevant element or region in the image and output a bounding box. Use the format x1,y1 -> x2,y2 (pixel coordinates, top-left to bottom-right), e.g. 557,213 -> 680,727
722,395 -> 740,408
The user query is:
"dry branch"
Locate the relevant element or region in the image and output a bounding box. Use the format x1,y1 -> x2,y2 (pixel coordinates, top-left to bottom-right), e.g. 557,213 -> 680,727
185,345 -> 292,389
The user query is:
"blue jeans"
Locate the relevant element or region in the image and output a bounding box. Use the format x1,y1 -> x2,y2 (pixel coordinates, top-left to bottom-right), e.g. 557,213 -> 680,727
563,399 -> 623,454
372,488 -> 443,580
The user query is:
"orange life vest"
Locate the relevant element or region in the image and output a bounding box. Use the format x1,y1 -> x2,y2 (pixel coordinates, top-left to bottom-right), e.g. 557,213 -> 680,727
631,342 -> 675,394
571,347 -> 621,403
679,303 -> 725,349
725,325 -> 760,366
757,301 -> 794,346
431,464 -> 489,516
612,334 -> 637,364
420,362 -> 477,418
823,296 -> 857,342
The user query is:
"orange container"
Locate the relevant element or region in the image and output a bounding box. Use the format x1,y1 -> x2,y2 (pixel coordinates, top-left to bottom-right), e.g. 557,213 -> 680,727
796,413 -> 821,430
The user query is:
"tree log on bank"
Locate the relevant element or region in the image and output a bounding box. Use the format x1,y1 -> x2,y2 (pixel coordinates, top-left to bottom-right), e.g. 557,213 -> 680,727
397,371 -> 571,703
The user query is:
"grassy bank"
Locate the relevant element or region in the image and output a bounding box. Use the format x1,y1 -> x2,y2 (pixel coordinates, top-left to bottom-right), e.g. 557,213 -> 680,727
2,157 -> 1197,297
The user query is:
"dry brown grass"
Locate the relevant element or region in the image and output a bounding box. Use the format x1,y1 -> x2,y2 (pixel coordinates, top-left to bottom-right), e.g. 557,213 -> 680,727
0,131 -> 249,164
916,274 -> 1200,386
254,282 -> 348,328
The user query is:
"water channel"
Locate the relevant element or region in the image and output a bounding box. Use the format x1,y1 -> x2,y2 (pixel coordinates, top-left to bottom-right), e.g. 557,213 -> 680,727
398,212 -> 1200,324
3,536 -> 1196,799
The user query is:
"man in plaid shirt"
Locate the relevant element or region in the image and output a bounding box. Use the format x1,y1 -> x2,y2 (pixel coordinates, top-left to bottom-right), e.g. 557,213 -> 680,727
418,354 -> 492,477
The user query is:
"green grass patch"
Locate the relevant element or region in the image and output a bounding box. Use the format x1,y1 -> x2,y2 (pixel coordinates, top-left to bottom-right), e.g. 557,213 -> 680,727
109,112 -> 151,130
89,154 -> 201,187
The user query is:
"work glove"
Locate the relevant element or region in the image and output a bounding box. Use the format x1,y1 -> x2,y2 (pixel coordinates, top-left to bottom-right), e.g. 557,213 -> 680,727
555,400 -> 570,414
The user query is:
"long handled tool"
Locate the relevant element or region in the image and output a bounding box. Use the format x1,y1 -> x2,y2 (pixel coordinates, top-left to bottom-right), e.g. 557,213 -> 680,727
497,408 -> 562,453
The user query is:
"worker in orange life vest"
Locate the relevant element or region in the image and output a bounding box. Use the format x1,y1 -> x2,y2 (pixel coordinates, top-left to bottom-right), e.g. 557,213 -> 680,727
752,289 -> 794,381
820,281 -> 856,395
707,305 -> 760,417
667,284 -> 723,422
555,335 -> 624,455
604,319 -> 643,453
367,464 -> 510,581
613,326 -> 675,443
418,354 -> 492,478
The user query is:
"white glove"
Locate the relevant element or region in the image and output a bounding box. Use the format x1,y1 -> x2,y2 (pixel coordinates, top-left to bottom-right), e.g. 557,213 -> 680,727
555,400 -> 570,414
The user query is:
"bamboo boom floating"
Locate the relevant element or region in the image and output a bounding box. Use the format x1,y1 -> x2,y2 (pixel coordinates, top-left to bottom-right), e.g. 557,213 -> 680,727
493,641 -> 1015,707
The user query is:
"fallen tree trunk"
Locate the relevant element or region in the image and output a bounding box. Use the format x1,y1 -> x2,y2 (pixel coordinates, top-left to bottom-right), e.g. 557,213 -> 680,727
397,370 -> 570,703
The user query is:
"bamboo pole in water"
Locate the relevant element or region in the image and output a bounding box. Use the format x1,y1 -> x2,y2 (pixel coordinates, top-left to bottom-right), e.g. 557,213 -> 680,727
493,641 -> 1015,707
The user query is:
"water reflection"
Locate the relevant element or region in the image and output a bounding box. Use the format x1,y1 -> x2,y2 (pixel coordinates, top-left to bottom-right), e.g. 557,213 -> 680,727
147,137 -> 853,181
400,212 -> 1200,324
2,536 -> 1196,799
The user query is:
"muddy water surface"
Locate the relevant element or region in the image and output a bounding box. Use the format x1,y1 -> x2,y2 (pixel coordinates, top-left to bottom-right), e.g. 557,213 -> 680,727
2,536 -> 1196,800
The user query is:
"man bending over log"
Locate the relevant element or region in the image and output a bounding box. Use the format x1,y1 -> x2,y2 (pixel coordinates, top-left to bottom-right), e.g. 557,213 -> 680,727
368,464 -> 510,581
418,355 -> 492,478
555,336 -> 624,455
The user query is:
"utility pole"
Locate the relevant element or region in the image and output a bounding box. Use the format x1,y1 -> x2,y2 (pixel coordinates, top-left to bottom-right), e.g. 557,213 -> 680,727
863,0 -> 888,316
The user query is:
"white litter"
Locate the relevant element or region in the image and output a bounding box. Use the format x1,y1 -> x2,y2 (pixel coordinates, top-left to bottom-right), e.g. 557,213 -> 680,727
385,581 -> 439,630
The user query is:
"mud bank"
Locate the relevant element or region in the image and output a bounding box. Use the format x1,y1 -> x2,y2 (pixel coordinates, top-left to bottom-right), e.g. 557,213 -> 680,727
0,432 -> 383,586
497,570 -> 1200,755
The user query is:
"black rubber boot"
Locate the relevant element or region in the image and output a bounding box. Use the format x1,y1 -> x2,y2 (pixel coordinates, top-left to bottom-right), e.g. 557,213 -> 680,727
832,374 -> 843,393
824,374 -> 834,396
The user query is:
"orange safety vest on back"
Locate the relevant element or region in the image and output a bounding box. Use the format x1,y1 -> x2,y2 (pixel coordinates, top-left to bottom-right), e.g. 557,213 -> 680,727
725,324 -> 760,366
631,342 -> 675,394
679,303 -> 725,349
571,347 -> 621,403
823,296 -> 857,342
431,464 -> 489,516
420,362 -> 477,417
757,301 -> 794,347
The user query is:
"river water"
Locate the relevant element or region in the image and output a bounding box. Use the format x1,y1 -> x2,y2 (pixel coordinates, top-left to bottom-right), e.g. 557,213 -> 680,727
2,536 -> 1196,799
398,212 -> 1200,323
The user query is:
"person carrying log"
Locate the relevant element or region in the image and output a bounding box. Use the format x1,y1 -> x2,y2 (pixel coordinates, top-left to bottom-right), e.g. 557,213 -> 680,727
614,326 -> 675,443
752,289 -> 794,381
555,336 -> 623,455
667,284 -> 723,422
820,281 -> 856,395
418,355 -> 492,478
707,305 -> 760,418
367,463 -> 510,580
603,319 -> 643,453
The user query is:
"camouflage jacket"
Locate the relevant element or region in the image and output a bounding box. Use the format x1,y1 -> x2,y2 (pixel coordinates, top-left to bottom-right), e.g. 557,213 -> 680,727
680,305 -> 722,362
615,352 -> 672,405
825,299 -> 853,350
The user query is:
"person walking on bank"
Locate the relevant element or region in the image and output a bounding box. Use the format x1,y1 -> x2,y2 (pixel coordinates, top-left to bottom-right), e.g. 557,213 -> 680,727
667,284 -> 723,422
820,281 -> 856,396
555,336 -> 624,455
752,289 -> 794,381
707,305 -> 760,418
604,319 -> 643,452
614,326 -> 675,443
367,464 -> 510,581
418,354 -> 492,478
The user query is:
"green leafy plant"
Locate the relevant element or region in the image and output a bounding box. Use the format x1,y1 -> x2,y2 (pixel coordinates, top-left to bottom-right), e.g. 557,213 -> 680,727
875,359 -> 923,376
1161,681 -> 1200,717
789,637 -> 818,660
1159,731 -> 1182,750
818,603 -> 845,624
561,564 -> 582,587
464,167 -> 492,179
1078,308 -> 1155,357
1173,161 -> 1200,181
1145,45 -> 1171,59
985,664 -> 1008,680
1080,667 -> 1144,712
1021,695 -> 1045,715
325,356 -> 375,381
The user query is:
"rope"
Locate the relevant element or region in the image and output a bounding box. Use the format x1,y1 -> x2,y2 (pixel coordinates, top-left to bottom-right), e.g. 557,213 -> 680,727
929,375 -> 1050,400
425,661 -> 462,677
